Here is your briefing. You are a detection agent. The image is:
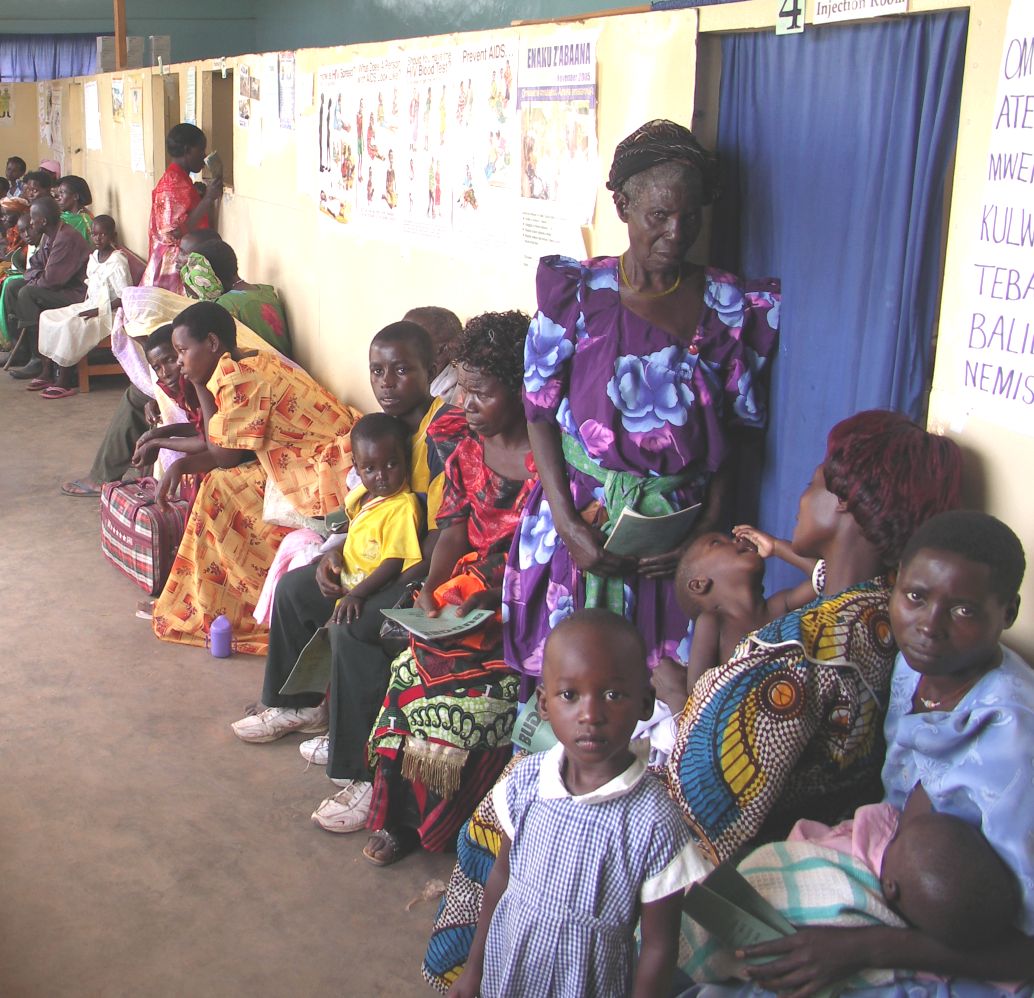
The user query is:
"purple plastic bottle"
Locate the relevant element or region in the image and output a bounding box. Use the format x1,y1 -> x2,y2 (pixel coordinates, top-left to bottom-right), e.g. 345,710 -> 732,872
209,614 -> 233,658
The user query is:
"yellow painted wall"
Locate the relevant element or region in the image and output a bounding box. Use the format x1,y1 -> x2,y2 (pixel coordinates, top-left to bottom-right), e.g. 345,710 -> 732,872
12,0 -> 1032,657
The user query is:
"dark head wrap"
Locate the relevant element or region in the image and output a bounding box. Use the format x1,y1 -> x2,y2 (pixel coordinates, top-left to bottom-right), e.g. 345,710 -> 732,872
606,119 -> 720,203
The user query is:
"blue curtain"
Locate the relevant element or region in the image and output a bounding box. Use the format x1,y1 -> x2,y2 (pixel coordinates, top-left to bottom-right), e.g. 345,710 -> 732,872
0,34 -> 98,82
712,12 -> 968,590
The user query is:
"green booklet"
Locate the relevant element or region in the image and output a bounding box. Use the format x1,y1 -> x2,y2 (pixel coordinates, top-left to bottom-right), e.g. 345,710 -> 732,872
278,626 -> 332,696
603,503 -> 702,558
684,864 -> 837,995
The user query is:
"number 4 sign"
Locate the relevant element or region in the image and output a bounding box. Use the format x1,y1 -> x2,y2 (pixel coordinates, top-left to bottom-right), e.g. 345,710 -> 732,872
777,0 -> 805,34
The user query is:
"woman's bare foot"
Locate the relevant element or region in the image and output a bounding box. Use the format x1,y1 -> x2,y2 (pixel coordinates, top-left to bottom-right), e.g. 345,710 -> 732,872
61,478 -> 102,497
651,656 -> 690,715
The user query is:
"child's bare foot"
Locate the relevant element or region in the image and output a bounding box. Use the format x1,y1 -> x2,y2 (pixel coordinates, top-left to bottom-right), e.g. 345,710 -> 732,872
652,656 -> 690,715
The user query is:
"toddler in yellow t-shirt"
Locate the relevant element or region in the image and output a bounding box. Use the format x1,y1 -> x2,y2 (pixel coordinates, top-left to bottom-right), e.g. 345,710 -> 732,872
333,413 -> 425,625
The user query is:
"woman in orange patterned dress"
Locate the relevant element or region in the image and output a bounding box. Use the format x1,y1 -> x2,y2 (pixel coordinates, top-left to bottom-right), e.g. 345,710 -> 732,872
152,301 -> 360,654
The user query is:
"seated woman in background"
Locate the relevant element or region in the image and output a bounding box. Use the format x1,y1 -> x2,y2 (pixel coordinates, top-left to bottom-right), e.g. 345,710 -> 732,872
152,301 -> 360,655
0,197 -> 28,264
0,213 -> 34,357
20,169 -> 54,204
357,311 -> 537,868
36,215 -> 133,394
54,176 -> 93,241
142,123 -> 221,292
181,240 -> 291,356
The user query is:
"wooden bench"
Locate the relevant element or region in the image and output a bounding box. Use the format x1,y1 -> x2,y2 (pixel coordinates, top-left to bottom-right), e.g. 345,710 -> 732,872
76,249 -> 148,394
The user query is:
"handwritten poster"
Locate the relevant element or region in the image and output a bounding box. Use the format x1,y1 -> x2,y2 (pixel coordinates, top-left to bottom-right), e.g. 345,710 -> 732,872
84,81 -> 102,150
278,51 -> 296,130
184,67 -> 197,125
949,1 -> 1034,432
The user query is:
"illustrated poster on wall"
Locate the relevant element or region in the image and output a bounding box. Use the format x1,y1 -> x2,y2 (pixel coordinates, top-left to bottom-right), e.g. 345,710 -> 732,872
397,47 -> 453,238
517,31 -> 600,264
944,0 -> 1034,434
447,36 -> 521,247
315,63 -> 360,224
39,86 -> 62,153
111,78 -> 125,124
184,67 -> 197,126
0,85 -> 13,127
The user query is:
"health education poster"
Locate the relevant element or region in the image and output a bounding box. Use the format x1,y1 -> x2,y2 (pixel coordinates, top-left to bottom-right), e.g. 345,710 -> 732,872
310,28 -> 597,263
448,36 -> 521,249
945,0 -> 1034,435
517,31 -> 600,264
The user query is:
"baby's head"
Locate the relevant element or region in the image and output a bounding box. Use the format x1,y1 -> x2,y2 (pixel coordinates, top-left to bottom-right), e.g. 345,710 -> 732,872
350,412 -> 410,499
674,532 -> 765,619
880,810 -> 1019,947
538,609 -> 655,767
891,511 -> 1024,679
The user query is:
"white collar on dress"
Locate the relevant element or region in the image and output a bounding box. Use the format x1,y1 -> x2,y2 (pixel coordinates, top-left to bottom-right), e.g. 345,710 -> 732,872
538,740 -> 649,805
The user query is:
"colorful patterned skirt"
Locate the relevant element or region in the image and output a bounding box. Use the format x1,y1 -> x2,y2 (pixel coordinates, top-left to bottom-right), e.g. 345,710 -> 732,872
152,461 -> 290,655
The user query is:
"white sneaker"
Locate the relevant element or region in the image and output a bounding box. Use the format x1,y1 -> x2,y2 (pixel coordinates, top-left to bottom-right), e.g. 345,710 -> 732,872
311,781 -> 373,833
230,703 -> 328,744
299,734 -> 329,766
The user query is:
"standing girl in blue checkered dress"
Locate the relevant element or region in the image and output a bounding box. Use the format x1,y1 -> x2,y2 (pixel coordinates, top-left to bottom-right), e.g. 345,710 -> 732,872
448,609 -> 711,998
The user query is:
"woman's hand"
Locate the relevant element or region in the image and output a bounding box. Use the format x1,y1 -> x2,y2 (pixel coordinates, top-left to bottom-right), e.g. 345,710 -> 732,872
202,177 -> 224,203
331,592 -> 363,625
78,306 -> 100,320
556,515 -> 634,578
314,550 -> 345,600
739,927 -> 867,998
733,523 -> 774,557
636,541 -> 689,579
156,460 -> 185,508
415,586 -> 440,617
457,586 -> 502,617
144,399 -> 162,428
131,439 -> 160,469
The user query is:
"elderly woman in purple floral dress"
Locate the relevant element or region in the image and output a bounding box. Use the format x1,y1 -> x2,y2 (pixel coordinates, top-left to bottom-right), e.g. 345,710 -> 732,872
503,119 -> 780,676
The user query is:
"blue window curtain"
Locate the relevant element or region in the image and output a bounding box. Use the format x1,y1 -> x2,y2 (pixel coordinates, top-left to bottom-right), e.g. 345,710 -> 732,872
0,34 -> 98,82
711,12 -> 968,590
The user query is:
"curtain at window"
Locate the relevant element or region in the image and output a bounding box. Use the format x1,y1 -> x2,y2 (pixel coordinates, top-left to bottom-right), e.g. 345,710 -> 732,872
0,34 -> 98,82
712,12 -> 968,591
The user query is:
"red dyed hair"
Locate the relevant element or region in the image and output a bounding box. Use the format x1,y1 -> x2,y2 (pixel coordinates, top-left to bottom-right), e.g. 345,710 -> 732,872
822,410 -> 963,565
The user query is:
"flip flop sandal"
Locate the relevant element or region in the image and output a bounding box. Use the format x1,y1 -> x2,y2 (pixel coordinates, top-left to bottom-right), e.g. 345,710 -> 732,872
27,377 -> 53,391
40,385 -> 78,400
61,479 -> 102,497
362,827 -> 418,868
135,599 -> 156,620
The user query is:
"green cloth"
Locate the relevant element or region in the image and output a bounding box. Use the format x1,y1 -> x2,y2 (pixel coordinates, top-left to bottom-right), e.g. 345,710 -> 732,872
61,210 -> 92,242
180,252 -> 224,301
0,274 -> 25,349
560,431 -> 694,614
217,284 -> 292,357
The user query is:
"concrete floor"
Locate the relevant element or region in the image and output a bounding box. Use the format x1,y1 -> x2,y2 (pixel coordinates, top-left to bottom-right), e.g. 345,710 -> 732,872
0,374 -> 454,997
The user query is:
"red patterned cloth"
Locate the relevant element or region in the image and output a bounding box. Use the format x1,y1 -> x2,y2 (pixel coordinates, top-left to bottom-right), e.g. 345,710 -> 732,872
142,162 -> 208,291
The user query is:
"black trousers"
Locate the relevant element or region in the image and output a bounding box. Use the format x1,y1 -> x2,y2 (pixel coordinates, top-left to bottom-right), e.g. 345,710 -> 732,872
16,284 -> 85,358
260,562 -> 409,782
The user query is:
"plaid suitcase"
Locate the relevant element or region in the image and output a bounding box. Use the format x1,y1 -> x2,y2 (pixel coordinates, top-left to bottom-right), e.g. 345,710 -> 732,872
100,478 -> 190,596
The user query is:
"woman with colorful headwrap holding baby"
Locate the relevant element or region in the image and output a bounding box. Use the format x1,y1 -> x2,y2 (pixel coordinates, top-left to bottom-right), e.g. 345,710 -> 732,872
503,119 -> 781,677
